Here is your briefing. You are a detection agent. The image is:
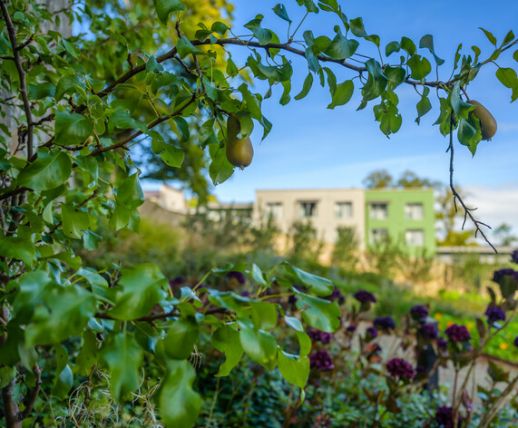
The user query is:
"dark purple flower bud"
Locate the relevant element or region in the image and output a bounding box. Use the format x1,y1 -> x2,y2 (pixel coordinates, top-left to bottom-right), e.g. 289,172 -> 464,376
435,406 -> 456,428
346,324 -> 357,334
353,290 -> 376,304
307,328 -> 333,344
226,271 -> 246,285
240,290 -> 251,298
169,276 -> 185,289
386,358 -> 415,381
485,305 -> 506,325
410,304 -> 429,321
288,294 -> 297,306
309,350 -> 334,372
445,324 -> 471,343
514,336 -> 518,348
419,323 -> 438,340
437,337 -> 448,350
329,287 -> 345,305
492,268 -> 518,285
365,326 -> 378,339
511,249 -> 518,265
374,316 -> 396,332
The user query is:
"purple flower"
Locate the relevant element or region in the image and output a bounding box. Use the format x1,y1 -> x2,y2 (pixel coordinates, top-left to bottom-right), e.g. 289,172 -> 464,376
346,324 -> 357,333
353,290 -> 376,304
386,358 -> 415,381
365,326 -> 378,339
419,323 -> 438,340
309,350 -> 334,372
492,268 -> 518,285
410,304 -> 429,321
435,406 -> 455,428
445,324 -> 471,343
226,271 -> 246,285
329,287 -> 345,305
514,336 -> 518,348
511,249 -> 518,264
485,305 -> 506,325
169,276 -> 185,289
307,328 -> 333,344
437,337 -> 448,350
374,316 -> 396,331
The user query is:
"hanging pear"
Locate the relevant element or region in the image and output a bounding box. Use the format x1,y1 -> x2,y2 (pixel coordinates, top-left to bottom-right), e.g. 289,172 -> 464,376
469,100 -> 497,140
226,115 -> 254,169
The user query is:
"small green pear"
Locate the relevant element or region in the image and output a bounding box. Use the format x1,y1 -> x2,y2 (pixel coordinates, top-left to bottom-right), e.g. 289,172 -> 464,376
469,100 -> 497,140
226,115 -> 253,169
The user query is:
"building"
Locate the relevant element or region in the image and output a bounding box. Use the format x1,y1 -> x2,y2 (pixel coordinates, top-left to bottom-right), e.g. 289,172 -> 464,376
254,188 -> 366,247
365,189 -> 436,254
254,188 -> 436,254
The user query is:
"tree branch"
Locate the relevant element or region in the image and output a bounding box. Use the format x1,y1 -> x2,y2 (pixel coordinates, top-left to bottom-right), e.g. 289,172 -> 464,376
95,306 -> 226,322
19,365 -> 41,421
89,94 -> 196,156
0,0 -> 34,160
1,380 -> 21,428
447,115 -> 496,252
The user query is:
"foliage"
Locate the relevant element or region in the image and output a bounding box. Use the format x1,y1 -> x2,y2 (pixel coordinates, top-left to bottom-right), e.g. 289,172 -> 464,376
331,226 -> 359,272
0,0 -> 517,427
288,221 -> 324,265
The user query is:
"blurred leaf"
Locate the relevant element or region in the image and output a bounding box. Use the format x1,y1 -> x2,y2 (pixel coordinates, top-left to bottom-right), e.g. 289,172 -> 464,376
213,325 -> 243,376
154,0 -> 185,24
278,350 -> 309,388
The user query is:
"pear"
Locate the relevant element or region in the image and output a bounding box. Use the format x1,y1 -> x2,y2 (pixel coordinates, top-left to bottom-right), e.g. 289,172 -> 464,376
469,100 -> 497,140
226,115 -> 253,168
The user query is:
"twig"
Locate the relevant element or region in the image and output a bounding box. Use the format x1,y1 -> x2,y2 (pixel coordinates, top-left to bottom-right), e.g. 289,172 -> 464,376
19,365 -> 41,421
0,0 -> 34,160
1,380 -> 21,428
89,94 -> 196,156
447,115 -> 496,252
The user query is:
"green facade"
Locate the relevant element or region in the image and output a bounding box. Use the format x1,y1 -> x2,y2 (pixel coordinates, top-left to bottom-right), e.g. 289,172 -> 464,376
364,189 -> 436,254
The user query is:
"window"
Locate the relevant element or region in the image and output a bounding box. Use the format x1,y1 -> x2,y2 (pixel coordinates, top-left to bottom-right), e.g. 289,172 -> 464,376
298,201 -> 318,218
266,202 -> 283,220
405,203 -> 424,220
335,201 -> 353,219
370,228 -> 388,244
370,203 -> 388,220
405,229 -> 425,246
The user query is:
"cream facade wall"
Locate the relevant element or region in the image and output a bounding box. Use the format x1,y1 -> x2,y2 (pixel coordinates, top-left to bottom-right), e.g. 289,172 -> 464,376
254,189 -> 366,248
148,185 -> 187,214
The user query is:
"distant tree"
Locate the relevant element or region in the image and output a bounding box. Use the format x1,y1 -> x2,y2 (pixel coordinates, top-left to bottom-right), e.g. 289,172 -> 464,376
396,170 -> 440,189
362,169 -> 394,189
288,221 -> 323,264
493,223 -> 517,247
331,227 -> 359,272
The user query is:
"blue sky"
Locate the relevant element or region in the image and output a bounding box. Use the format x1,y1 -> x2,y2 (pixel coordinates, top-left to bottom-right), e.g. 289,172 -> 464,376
203,0 -> 518,204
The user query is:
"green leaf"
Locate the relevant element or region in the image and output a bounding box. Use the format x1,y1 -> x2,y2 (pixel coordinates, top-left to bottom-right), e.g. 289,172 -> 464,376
109,264 -> 167,320
17,150 -> 71,191
62,205 -> 90,239
251,263 -> 267,286
415,91 -> 432,124
278,350 -> 309,388
102,332 -> 143,401
503,30 -> 515,45
294,73 -> 314,101
407,55 -> 431,80
160,146 -> 185,168
419,34 -> 444,65
273,4 -> 291,22
327,80 -> 354,109
513,49 -> 518,62
349,17 -> 367,37
213,326 -> 243,376
250,301 -> 278,330
479,27 -> 497,46
163,319 -> 199,360
400,36 -> 416,55
209,144 -> 234,185
154,0 -> 185,24
295,291 -> 340,332
0,235 -> 35,265
284,263 -> 334,296
239,321 -> 277,369
55,112 -> 93,146
158,360 -> 202,428
457,118 -> 481,155
325,32 -> 358,60
177,36 -> 202,58
496,67 -> 517,88
25,285 -> 96,346
385,41 -> 400,56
